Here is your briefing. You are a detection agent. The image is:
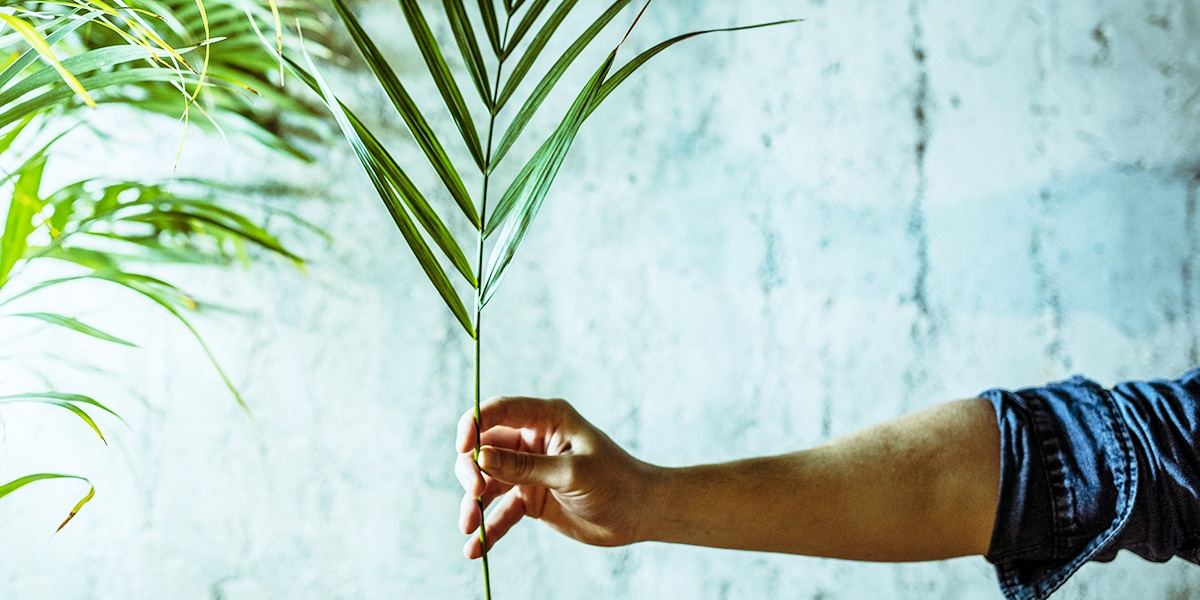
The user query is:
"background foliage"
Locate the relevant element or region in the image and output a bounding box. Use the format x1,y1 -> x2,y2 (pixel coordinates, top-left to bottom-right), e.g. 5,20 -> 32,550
0,0 -> 328,527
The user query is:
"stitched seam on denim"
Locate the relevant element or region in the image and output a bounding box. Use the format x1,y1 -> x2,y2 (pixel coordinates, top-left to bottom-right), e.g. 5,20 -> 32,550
1024,384 -> 1138,600
1028,389 -> 1072,552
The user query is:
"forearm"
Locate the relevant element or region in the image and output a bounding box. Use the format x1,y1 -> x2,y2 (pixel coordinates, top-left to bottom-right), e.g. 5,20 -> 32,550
636,399 -> 1001,561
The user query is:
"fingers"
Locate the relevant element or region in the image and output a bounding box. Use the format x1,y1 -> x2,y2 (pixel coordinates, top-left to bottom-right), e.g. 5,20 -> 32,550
458,478 -> 513,534
463,492 -> 529,559
479,446 -> 572,489
456,452 -> 516,534
454,453 -> 485,498
457,397 -> 580,453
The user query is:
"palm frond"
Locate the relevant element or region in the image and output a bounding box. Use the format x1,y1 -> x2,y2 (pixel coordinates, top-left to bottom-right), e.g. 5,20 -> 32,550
290,1 -> 799,595
304,0 -> 796,319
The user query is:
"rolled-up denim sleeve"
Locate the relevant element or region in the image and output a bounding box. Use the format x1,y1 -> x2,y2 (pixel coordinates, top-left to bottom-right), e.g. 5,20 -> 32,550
979,369 -> 1200,600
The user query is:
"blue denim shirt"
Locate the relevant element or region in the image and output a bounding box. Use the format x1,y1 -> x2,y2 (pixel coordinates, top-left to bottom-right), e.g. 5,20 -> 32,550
980,369 -> 1200,600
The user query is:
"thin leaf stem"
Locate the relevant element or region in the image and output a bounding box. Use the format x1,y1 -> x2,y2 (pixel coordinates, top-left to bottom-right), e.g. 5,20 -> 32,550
474,8 -> 513,600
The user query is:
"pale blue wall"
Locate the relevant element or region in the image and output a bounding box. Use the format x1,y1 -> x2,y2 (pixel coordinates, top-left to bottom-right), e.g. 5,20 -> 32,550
2,1 -> 1200,598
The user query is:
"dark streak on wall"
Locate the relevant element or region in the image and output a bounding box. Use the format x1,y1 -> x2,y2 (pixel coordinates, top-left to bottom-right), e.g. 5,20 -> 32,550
1031,188 -> 1068,370
820,340 -> 833,439
1186,172 -> 1200,366
1029,0 -> 1069,373
903,0 -> 934,411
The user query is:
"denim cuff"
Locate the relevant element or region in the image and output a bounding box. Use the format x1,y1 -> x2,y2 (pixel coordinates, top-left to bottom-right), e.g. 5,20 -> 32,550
980,376 -> 1138,600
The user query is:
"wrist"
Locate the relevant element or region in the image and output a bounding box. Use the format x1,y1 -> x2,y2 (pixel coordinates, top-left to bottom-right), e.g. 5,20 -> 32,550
631,462 -> 682,544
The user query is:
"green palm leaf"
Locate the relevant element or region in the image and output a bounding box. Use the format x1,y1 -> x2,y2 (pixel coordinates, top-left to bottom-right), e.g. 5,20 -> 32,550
476,0 -> 501,56
90,270 -> 254,410
329,0 -> 479,229
0,13 -> 97,107
0,154 -> 47,288
398,0 -> 485,171
0,69 -> 204,130
8,312 -> 138,347
443,0 -> 491,108
0,392 -> 123,443
348,110 -> 477,287
291,51 -> 476,337
0,9 -> 93,91
0,46 -> 162,112
486,19 -> 802,235
591,19 -> 802,109
490,0 -> 629,170
493,0 -> 583,112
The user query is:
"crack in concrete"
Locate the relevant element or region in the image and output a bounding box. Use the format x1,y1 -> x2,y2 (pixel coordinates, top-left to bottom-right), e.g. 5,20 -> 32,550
1028,0 -> 1071,374
903,0 -> 935,412
1186,172 -> 1200,366
820,339 -> 833,440
1030,188 -> 1069,371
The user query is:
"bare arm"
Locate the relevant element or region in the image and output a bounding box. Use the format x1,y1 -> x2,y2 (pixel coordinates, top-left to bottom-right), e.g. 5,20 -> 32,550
456,397 -> 1000,561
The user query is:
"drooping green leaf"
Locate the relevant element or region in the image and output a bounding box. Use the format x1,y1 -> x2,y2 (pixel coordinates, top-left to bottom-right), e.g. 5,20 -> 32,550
0,9 -> 93,90
0,45 -> 159,109
0,268 -> 248,412
0,115 -> 34,168
0,391 -> 122,419
442,0 -> 491,108
294,47 -> 476,338
8,312 -> 138,347
57,484 -> 94,532
327,0 -> 479,229
118,208 -> 304,265
0,473 -> 94,532
398,0 -> 485,171
88,269 -> 253,411
28,246 -> 118,271
0,154 -> 47,288
492,0 -> 630,170
0,392 -> 121,444
0,69 -> 202,130
482,51 -> 615,305
0,13 -> 96,107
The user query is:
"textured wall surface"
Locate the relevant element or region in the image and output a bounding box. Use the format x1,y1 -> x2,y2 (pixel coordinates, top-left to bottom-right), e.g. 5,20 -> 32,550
2,0 -> 1200,598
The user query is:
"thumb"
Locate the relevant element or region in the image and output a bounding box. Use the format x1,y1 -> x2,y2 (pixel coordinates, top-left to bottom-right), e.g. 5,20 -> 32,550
479,446 -> 571,489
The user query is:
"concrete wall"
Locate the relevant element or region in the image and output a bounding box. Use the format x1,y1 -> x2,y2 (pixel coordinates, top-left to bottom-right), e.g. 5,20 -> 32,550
2,0 -> 1200,598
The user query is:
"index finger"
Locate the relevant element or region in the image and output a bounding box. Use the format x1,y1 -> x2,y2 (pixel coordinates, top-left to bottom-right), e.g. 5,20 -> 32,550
456,396 -> 576,453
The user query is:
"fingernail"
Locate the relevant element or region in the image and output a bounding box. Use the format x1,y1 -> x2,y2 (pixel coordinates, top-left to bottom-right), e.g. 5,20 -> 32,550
478,447 -> 497,471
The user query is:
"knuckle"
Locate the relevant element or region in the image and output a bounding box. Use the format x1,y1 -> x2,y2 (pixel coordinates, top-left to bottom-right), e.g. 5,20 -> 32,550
511,451 -> 534,479
548,397 -> 573,417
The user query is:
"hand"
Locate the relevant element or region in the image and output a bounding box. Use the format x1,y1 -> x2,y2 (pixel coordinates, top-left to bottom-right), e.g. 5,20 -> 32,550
454,396 -> 656,558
